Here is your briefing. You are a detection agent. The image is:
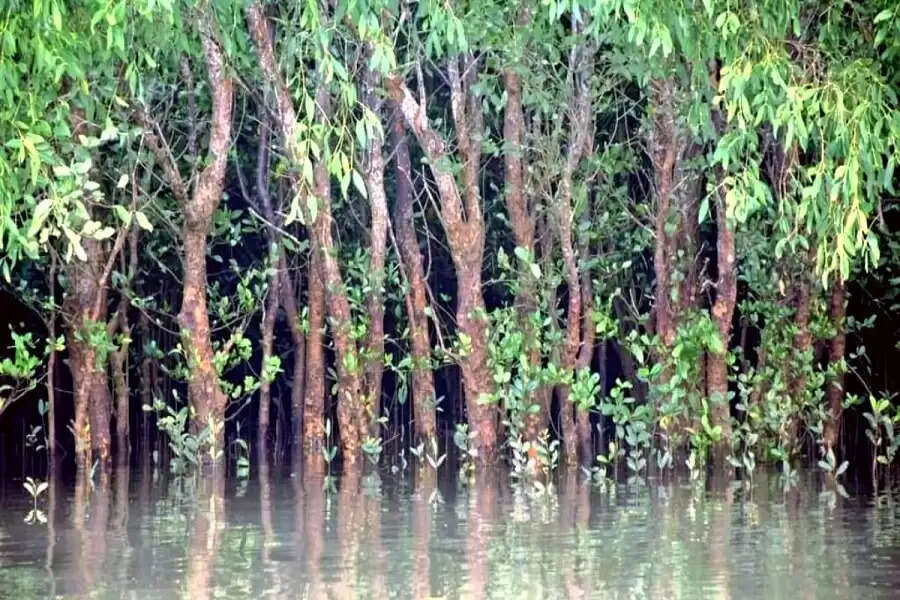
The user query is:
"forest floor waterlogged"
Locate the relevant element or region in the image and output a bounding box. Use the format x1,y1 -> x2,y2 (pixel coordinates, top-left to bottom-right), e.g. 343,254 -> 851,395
0,466 -> 898,599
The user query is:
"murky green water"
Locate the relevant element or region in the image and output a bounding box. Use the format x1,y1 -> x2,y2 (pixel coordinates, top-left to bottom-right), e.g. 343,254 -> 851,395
0,466 -> 898,599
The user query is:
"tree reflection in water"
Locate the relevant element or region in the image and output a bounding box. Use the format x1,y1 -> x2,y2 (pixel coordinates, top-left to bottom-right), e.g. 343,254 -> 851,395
0,468 -> 899,598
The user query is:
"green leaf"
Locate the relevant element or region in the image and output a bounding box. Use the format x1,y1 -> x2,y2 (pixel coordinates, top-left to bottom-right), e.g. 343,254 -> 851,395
134,210 -> 153,232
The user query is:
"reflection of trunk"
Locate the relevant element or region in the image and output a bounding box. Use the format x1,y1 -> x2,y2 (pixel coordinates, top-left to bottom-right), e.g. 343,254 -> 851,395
823,280 -> 846,454
387,59 -> 497,463
185,473 -> 225,599
389,105 -> 437,445
246,4 -> 365,464
706,172 -> 736,468
411,468 -> 434,599
502,59 -> 544,443
303,463 -> 326,600
465,470 -> 497,599
333,467 -> 363,599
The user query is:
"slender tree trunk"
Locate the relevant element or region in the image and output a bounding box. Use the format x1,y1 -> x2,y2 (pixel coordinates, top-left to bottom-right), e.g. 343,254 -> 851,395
280,255 -> 307,461
360,57 -> 388,439
258,269 -> 278,453
575,211 -> 595,467
387,59 -> 498,464
502,62 -> 545,445
247,4 -> 365,465
46,254 -> 58,464
706,174 -> 736,469
304,249 -> 326,455
389,104 -> 437,445
823,280 -> 846,454
138,312 -> 153,462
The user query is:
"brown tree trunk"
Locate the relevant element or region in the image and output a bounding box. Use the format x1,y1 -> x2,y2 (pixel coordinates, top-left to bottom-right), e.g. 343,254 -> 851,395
46,253 -> 58,463
142,10 -> 233,464
64,236 -> 112,471
280,255 -> 307,461
304,249 -> 326,455
650,78 -> 680,349
258,268 -> 278,453
706,175 -> 736,469
389,104 -> 437,445
575,210 -> 595,467
247,3 -> 365,465
360,56 -> 388,439
823,280 -> 846,454
554,36 -> 593,467
138,312 -> 154,462
502,62 -> 545,445
386,59 -> 498,464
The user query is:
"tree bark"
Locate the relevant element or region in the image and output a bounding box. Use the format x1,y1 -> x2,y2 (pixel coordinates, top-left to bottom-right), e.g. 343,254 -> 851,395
389,104 -> 437,445
360,55 -> 388,439
386,59 -> 498,464
64,236 -> 111,471
706,174 -> 736,469
279,254 -> 306,461
141,8 -> 233,464
823,279 -> 846,454
304,250 -> 326,456
502,62 -> 546,445
247,2 -> 366,465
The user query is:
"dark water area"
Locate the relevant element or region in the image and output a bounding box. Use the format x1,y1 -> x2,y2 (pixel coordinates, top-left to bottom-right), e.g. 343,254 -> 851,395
0,466 -> 899,599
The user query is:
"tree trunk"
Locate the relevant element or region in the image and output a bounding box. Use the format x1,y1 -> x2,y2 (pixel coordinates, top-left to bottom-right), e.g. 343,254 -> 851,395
360,56 -> 388,439
64,236 -> 111,471
389,103 -> 437,445
304,249 -> 326,455
279,255 -> 306,461
575,208 -> 595,467
247,3 -> 365,465
823,280 -> 846,454
502,63 -> 545,445
706,174 -> 736,469
386,60 -> 498,464
258,267 -> 278,453
140,8 -> 233,467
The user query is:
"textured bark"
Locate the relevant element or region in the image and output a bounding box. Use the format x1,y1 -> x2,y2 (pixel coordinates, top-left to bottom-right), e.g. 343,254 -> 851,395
706,173 -> 736,469
503,61 -> 545,445
138,312 -> 154,462
386,60 -> 497,464
304,249 -> 326,455
554,37 -> 593,467
360,56 -> 388,438
823,280 -> 846,454
390,104 -> 437,445
650,78 -> 680,348
64,235 -> 111,471
279,254 -> 306,460
575,211 -> 595,467
258,268 -> 278,453
247,3 -> 365,464
141,8 -> 232,463
254,121 -> 279,455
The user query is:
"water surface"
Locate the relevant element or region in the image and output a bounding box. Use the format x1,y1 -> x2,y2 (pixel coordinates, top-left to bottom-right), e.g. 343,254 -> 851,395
0,466 -> 898,599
